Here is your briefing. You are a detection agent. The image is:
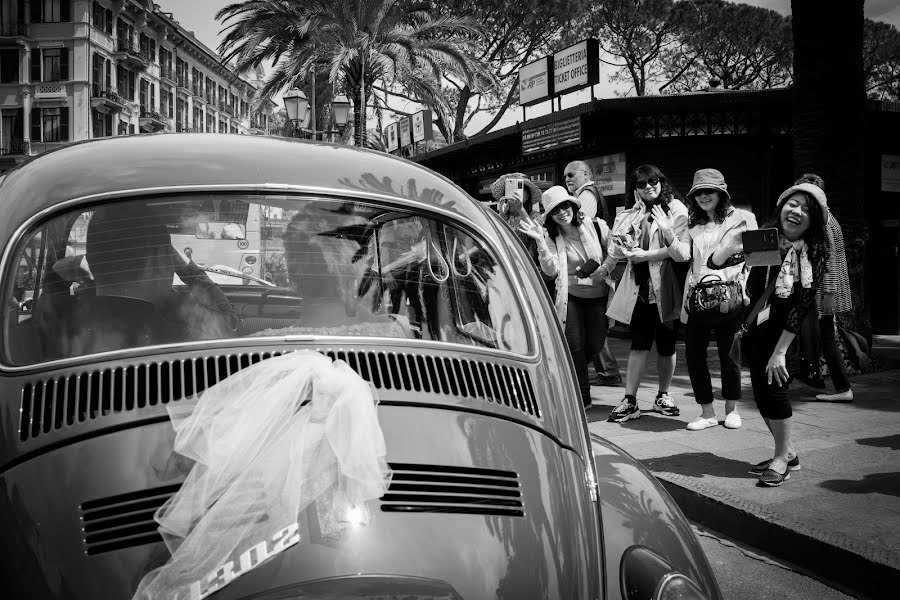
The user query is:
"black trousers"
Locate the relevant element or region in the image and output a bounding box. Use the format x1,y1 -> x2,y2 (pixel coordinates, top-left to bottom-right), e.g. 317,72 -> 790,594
685,310 -> 743,405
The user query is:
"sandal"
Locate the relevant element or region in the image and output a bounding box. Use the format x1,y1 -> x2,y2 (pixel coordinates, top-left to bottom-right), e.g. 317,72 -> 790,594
749,455 -> 800,475
758,466 -> 791,487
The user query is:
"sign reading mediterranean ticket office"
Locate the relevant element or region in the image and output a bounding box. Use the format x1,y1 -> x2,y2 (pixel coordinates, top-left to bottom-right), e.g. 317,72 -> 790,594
552,39 -> 599,95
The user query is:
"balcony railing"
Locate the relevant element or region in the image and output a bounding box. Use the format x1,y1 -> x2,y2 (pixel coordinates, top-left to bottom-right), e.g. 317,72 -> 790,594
218,102 -> 235,116
114,39 -> 149,69
160,66 -> 176,83
0,21 -> 27,36
176,74 -> 190,89
0,139 -> 29,155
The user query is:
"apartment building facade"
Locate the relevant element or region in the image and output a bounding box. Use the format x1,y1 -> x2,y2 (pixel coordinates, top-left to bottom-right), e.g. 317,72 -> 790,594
0,0 -> 276,172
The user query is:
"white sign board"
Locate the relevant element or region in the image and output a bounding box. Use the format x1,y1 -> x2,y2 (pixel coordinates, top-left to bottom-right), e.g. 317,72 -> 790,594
882,154 -> 900,192
519,56 -> 552,106
411,111 -> 432,142
553,40 -> 597,95
398,117 -> 412,147
385,122 -> 399,151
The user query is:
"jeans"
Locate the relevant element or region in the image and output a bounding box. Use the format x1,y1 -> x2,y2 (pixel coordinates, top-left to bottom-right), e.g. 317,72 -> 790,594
593,340 -> 621,377
565,295 -> 610,404
685,311 -> 743,405
820,315 -> 851,392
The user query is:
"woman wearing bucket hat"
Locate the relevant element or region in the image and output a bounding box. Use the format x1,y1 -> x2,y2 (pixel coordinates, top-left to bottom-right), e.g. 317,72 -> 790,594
655,168 -> 758,431
519,185 -> 612,408
707,182 -> 830,486
603,164 -> 689,424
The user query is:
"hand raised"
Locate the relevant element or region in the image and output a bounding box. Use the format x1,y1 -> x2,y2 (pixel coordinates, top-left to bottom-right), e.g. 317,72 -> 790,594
651,205 -> 674,238
517,218 -> 546,243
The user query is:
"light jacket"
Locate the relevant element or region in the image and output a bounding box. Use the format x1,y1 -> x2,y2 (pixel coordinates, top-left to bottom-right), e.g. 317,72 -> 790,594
603,197 -> 689,325
667,207 -> 758,323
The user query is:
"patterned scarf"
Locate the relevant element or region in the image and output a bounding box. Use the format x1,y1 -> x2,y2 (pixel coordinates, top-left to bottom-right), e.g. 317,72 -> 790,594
775,239 -> 813,298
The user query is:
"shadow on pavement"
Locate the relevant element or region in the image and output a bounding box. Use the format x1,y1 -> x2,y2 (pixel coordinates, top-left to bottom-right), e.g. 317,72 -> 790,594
818,472 -> 900,497
642,451 -> 757,480
856,434 -> 900,450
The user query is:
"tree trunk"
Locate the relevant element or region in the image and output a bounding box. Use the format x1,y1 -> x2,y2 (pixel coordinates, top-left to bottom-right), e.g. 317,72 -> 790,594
791,0 -> 870,340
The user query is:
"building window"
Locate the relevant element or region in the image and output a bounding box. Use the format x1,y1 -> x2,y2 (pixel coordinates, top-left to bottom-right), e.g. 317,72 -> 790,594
139,33 -> 155,62
30,47 -> 68,82
1,108 -> 23,153
32,0 -> 70,23
116,18 -> 133,50
0,48 -> 18,83
31,106 -> 69,142
92,2 -> 113,35
176,98 -> 186,131
206,112 -> 213,133
116,64 -> 135,101
161,87 -> 173,119
91,108 -> 113,138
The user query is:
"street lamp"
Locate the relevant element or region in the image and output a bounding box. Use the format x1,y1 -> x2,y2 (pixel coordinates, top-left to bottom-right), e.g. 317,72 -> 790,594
283,87 -> 350,142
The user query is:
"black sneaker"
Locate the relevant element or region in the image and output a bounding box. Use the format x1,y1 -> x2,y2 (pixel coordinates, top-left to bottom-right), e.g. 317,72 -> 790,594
608,397 -> 641,423
652,393 -> 680,416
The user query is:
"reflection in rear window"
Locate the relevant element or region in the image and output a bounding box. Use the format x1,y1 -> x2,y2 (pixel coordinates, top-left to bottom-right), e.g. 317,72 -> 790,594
4,195 -> 531,365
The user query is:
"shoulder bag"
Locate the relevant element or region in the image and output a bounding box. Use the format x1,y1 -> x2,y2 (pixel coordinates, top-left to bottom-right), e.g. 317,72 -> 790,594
728,271 -> 779,366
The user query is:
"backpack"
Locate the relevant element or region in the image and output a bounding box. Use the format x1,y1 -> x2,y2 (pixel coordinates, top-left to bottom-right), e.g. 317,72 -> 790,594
585,183 -> 613,228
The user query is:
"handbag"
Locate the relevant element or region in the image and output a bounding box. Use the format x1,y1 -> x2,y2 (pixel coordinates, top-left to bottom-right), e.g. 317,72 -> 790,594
728,271 -> 779,365
688,274 -> 743,316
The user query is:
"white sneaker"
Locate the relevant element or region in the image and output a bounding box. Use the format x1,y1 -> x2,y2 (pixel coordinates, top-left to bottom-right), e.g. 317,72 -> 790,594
724,411 -> 742,429
686,417 -> 718,431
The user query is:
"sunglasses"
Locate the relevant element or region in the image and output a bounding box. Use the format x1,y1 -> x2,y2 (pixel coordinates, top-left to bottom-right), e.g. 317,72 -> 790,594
550,202 -> 574,215
694,188 -> 718,196
564,171 -> 585,179
635,177 -> 660,188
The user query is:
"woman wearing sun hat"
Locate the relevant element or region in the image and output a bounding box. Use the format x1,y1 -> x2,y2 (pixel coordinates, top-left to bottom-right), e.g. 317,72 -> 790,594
519,185 -> 612,408
707,181 -> 830,486
656,168 -> 758,431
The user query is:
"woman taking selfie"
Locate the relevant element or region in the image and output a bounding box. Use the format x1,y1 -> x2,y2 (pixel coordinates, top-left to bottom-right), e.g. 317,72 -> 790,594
656,169 -> 757,431
519,186 -> 611,409
709,182 -> 830,487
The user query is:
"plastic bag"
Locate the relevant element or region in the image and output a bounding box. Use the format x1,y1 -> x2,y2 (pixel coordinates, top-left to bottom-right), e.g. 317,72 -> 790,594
132,351 -> 392,600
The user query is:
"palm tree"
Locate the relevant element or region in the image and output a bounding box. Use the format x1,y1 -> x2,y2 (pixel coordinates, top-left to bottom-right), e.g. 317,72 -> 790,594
216,0 -> 484,147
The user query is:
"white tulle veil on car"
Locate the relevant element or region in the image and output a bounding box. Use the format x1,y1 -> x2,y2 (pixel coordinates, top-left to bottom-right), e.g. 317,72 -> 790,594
132,351 -> 392,600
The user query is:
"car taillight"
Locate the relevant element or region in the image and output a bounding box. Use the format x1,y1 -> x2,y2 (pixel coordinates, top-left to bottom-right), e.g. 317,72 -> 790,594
621,546 -> 710,600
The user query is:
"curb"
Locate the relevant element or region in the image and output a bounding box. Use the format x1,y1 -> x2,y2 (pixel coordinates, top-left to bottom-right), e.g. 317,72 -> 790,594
654,471 -> 900,600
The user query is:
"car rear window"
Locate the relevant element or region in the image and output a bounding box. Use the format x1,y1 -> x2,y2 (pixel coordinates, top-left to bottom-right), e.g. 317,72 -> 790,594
3,195 -> 532,365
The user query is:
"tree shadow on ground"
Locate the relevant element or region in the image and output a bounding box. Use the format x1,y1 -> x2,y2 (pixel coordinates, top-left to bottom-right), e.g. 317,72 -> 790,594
819,472 -> 900,497
641,451 -> 761,480
856,434 -> 900,450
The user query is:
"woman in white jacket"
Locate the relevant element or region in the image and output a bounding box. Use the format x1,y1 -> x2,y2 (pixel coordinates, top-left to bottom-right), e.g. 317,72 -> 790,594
655,168 -> 758,431
602,165 -> 688,423
519,186 -> 611,409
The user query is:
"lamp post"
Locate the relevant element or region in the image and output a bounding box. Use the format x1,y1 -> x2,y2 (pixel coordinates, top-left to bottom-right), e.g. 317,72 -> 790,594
284,87 -> 351,142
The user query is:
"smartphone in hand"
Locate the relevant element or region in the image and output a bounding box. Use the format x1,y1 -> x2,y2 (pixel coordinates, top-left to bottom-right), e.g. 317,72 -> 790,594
742,228 -> 781,266
575,258 -> 600,279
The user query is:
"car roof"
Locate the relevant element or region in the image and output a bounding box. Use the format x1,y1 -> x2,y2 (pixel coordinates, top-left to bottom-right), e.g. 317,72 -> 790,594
0,134 -> 489,240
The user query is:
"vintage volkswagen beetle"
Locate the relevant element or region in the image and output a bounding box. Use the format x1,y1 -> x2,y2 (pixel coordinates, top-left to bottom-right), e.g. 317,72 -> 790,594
0,134 -> 720,600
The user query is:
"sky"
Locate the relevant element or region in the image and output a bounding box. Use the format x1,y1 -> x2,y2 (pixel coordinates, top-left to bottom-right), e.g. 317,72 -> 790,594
155,0 -> 900,134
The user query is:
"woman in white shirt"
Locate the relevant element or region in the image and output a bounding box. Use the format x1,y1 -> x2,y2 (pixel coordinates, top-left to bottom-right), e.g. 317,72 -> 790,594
656,169 -> 757,431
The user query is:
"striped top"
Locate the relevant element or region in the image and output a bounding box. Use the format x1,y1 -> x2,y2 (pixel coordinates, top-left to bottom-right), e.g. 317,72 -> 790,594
818,214 -> 852,315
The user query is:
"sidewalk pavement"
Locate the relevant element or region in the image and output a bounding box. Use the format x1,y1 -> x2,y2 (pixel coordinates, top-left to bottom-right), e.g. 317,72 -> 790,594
588,335 -> 900,599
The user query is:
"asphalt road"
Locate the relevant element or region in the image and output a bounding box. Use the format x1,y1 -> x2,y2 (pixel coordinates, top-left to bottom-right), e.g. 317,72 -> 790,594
694,524 -> 855,600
